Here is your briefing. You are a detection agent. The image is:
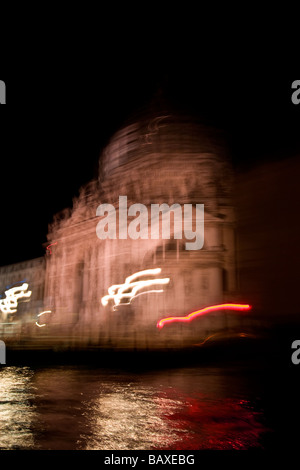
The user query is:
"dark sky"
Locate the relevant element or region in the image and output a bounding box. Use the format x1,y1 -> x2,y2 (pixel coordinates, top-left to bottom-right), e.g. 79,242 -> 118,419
0,57 -> 299,266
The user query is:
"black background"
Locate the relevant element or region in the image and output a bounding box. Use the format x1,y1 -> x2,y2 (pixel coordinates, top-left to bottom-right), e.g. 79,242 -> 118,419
1,65 -> 299,266
0,2 -> 299,270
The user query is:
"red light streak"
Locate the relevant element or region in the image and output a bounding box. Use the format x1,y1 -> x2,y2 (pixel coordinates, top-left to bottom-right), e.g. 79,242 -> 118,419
46,242 -> 57,255
194,331 -> 255,347
157,303 -> 251,329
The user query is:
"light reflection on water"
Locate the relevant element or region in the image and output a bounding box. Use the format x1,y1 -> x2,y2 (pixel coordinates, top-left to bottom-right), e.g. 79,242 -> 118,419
0,365 -> 267,450
0,367 -> 36,449
81,383 -> 187,450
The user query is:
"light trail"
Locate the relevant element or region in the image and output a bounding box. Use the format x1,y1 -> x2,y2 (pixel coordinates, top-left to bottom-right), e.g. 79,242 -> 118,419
46,242 -> 57,255
35,310 -> 51,328
194,331 -> 255,347
101,268 -> 170,309
157,303 -> 251,329
0,283 -> 32,318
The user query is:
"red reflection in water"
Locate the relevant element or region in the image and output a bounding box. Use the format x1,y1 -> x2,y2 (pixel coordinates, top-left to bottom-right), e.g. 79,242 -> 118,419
153,388 -> 266,450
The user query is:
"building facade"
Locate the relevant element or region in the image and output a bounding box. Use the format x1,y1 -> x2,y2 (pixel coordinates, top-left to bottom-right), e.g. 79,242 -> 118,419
43,113 -> 239,348
1,112 -> 243,349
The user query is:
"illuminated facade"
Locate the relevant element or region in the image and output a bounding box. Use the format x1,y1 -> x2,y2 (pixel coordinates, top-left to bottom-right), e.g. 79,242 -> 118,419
1,113 -> 298,348
43,113 -> 240,348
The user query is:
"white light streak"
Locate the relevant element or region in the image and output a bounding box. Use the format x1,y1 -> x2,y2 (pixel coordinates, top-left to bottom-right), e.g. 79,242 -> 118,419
37,310 -> 51,317
0,283 -> 32,318
35,310 -> 51,328
101,268 -> 170,309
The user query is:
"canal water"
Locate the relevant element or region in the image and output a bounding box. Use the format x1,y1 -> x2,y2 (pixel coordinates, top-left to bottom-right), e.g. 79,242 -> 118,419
1,336 -> 299,452
1,352 -> 295,451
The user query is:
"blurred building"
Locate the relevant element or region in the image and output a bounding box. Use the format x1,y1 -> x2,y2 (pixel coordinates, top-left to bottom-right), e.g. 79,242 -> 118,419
43,113 -> 240,348
1,110 -> 299,349
235,155 -> 300,327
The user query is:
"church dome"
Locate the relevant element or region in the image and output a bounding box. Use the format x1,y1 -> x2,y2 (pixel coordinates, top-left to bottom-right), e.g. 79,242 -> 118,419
99,111 -> 228,180
98,110 -> 232,211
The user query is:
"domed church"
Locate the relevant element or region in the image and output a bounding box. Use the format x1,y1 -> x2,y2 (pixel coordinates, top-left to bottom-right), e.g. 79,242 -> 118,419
43,110 -> 241,349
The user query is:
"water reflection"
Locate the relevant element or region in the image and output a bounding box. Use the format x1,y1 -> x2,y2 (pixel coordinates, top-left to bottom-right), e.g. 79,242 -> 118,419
0,367 -> 36,449
81,383 -> 180,450
153,390 -> 265,450
0,365 -> 268,450
80,372 -> 265,450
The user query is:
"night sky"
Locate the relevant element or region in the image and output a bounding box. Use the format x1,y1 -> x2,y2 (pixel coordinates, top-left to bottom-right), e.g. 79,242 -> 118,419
0,57 -> 299,266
